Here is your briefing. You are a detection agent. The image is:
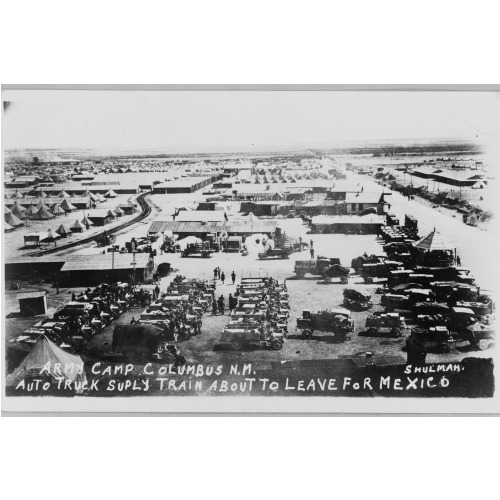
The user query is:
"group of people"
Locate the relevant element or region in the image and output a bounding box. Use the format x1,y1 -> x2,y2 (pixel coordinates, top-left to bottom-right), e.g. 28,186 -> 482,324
213,267 -> 237,285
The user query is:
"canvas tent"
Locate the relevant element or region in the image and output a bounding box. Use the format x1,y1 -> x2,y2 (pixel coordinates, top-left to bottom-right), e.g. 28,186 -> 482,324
55,224 -> 72,237
6,335 -> 87,394
11,205 -> 27,220
41,229 -> 61,244
413,229 -> 456,267
104,189 -> 118,198
60,199 -> 77,212
70,219 -> 86,232
51,203 -> 66,215
81,215 -> 94,228
58,190 -> 71,198
24,205 -> 40,218
414,229 -> 455,252
31,205 -> 55,220
4,222 -> 15,232
5,211 -> 24,227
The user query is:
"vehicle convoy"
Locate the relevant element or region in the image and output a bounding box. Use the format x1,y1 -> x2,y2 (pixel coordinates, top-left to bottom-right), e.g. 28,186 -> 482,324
220,324 -> 284,351
343,289 -> 373,310
294,257 -> 341,278
181,242 -> 212,258
258,247 -> 291,260
296,308 -> 354,342
365,312 -> 406,337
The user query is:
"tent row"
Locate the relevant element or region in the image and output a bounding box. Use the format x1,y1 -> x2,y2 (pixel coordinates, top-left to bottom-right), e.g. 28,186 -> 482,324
5,204 -> 131,234
6,188 -> 116,200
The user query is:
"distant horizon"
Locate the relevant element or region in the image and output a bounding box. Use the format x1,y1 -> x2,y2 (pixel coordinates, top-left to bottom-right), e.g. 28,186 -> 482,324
3,136 -> 483,160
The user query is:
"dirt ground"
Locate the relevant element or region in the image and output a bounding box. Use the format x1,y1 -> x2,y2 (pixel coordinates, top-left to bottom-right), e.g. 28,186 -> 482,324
83,227 -> 493,371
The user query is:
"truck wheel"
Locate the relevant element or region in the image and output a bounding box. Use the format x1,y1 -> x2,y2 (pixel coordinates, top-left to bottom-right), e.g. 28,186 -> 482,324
366,277 -> 373,284
271,339 -> 283,350
392,327 -> 402,338
231,340 -> 243,351
341,277 -> 348,284
302,329 -> 312,339
478,339 -> 489,351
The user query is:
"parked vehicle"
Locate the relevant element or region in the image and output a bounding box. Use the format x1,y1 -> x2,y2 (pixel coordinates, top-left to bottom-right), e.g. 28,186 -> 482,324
220,325 -> 284,351
365,312 -> 406,337
343,289 -> 373,310
181,242 -> 212,258
296,308 -> 353,342
294,257 -> 341,278
361,261 -> 403,283
258,247 -> 291,260
225,236 -> 242,253
408,326 -> 452,353
322,264 -> 350,284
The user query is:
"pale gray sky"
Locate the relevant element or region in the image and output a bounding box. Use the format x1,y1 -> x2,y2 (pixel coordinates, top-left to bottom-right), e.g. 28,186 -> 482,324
2,90 -> 500,152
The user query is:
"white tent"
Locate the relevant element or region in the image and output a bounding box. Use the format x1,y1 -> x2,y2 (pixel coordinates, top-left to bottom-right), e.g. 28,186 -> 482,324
6,335 -> 87,394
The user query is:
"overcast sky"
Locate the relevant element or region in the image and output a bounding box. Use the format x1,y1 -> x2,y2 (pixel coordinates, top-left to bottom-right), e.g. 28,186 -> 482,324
2,90 -> 499,153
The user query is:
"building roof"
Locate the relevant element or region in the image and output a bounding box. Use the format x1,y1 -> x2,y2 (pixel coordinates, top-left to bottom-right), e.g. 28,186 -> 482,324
17,291 -> 47,300
311,215 -> 386,225
60,253 -> 150,272
155,176 -> 212,189
148,219 -> 278,235
414,230 -> 455,251
85,209 -> 115,219
345,192 -> 384,204
176,210 -> 226,222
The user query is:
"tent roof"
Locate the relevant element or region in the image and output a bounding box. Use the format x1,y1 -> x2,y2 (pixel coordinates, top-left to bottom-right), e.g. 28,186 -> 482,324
51,204 -> 66,215
414,230 -> 455,252
11,206 -> 26,219
81,215 -> 94,225
31,206 -> 55,220
5,212 -> 24,227
4,222 -> 15,232
41,229 -> 61,241
55,224 -> 71,235
70,219 -> 85,230
60,199 -> 77,211
6,335 -> 86,392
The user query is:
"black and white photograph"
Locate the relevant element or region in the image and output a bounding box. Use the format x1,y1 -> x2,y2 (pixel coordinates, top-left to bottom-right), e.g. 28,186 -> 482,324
1,86 -> 499,413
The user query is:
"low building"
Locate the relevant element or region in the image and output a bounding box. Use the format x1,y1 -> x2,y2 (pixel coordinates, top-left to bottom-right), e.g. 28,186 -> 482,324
60,253 -> 153,286
147,219 -> 278,240
344,192 -> 387,215
17,291 -> 47,316
86,209 -> 116,226
152,176 -> 214,194
326,183 -> 361,200
311,214 -> 386,234
175,210 -> 227,223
